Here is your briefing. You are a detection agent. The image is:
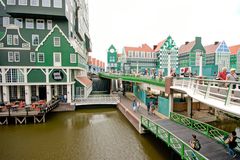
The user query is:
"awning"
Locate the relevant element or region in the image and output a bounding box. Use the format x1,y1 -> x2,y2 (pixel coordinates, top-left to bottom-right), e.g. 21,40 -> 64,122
75,77 -> 92,87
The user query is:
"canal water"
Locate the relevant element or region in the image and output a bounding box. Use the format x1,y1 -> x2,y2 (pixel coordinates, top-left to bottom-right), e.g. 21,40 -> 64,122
0,108 -> 179,160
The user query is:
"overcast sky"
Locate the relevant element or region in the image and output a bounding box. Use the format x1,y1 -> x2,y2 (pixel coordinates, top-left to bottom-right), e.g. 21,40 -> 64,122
88,0 -> 240,63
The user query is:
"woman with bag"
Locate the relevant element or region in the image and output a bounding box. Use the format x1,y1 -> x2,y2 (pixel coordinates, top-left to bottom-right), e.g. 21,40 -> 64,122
225,131 -> 237,158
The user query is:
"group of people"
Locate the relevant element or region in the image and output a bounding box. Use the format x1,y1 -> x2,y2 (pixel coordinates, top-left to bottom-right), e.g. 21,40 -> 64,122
132,99 -> 141,112
189,131 -> 239,159
217,67 -> 239,88
132,99 -> 156,114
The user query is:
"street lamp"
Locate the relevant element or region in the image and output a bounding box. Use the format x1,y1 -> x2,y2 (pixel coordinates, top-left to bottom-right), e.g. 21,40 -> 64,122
199,52 -> 203,77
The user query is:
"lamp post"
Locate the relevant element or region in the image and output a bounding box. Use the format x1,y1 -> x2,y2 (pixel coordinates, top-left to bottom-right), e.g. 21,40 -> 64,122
199,52 -> 203,77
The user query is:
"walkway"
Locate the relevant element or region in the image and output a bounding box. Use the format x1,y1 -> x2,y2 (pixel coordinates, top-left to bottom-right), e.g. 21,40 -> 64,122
120,93 -> 230,160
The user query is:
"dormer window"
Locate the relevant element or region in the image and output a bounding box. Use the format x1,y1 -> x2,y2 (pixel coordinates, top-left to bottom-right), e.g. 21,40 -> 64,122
30,0 -> 39,6
7,0 -> 15,5
36,19 -> 45,30
14,18 -> 23,28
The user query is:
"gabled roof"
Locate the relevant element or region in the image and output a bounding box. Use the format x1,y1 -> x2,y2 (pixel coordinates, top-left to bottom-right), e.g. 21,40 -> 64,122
229,44 -> 240,55
204,42 -> 221,54
36,25 -> 73,52
76,77 -> 92,87
179,41 -> 195,54
0,0 -> 5,7
154,39 -> 166,52
124,44 -> 153,55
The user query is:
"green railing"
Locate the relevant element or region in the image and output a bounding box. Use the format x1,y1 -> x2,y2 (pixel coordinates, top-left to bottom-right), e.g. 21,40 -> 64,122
141,115 -> 208,160
170,112 -> 229,145
99,73 -> 165,87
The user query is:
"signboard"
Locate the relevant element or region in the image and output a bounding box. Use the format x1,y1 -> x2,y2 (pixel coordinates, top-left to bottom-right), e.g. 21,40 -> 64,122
52,70 -> 64,81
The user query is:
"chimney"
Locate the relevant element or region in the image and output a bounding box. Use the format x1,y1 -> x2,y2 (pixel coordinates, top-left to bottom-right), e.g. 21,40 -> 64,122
195,37 -> 201,44
185,41 -> 189,45
214,41 -> 219,45
153,45 -> 157,50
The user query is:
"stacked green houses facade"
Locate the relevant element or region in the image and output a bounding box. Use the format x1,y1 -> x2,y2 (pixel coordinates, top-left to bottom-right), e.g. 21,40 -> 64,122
0,0 -> 92,104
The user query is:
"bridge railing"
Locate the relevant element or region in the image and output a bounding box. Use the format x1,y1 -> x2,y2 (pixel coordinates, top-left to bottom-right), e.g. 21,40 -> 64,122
141,115 -> 208,160
99,72 -> 165,87
170,112 -> 240,152
173,77 -> 240,106
74,95 -> 120,104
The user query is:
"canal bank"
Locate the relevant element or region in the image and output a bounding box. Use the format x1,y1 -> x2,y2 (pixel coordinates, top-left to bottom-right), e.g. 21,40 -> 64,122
0,108 -> 179,160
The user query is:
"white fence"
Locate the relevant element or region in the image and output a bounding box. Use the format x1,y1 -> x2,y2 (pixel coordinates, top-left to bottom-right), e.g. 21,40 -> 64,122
173,78 -> 240,106
74,95 -> 120,105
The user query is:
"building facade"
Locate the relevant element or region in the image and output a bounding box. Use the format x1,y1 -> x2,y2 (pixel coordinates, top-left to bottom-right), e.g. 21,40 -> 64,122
178,37 -> 206,76
122,44 -> 156,74
204,41 -> 230,75
154,36 -> 178,76
229,45 -> 240,73
107,44 -> 118,72
0,0 -> 92,104
88,55 -> 105,74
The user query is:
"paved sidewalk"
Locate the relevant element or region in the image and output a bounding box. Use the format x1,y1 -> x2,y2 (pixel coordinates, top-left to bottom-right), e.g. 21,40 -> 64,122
119,93 -> 160,121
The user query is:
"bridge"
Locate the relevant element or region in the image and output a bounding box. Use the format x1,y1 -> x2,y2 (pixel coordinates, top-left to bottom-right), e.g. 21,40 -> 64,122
118,94 -> 238,160
99,73 -> 240,117
73,95 -> 120,106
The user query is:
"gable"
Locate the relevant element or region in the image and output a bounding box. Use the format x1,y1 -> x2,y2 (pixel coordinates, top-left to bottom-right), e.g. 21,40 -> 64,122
216,41 -> 230,53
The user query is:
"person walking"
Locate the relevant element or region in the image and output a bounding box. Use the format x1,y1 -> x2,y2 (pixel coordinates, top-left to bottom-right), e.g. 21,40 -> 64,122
225,131 -> 237,158
189,134 -> 201,151
132,99 -> 137,112
147,101 -> 151,114
136,101 -> 141,111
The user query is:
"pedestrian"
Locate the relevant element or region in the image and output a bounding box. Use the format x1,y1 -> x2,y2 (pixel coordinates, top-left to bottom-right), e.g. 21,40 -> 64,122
132,99 -> 137,112
64,94 -> 67,103
151,103 -> 156,115
137,101 -> 141,111
225,131 -> 237,158
189,134 -> 201,151
217,67 -> 227,88
147,101 -> 151,114
226,68 -> 239,89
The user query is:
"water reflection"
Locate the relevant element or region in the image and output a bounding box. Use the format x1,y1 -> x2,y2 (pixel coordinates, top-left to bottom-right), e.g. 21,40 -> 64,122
0,108 -> 176,160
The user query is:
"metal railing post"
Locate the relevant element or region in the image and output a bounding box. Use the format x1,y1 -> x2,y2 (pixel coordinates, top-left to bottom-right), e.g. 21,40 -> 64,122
194,80 -> 199,95
205,82 -> 211,99
181,143 -> 185,160
225,84 -> 233,106
167,132 -> 171,147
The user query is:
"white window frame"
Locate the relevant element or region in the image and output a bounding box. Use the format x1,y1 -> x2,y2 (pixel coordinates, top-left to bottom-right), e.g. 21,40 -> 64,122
14,52 -> 20,62
30,52 -> 36,62
3,17 -> 10,27
54,37 -> 60,47
36,19 -> 45,30
47,20 -> 52,30
7,35 -> 13,45
13,35 -> 19,45
7,0 -> 15,5
30,0 -> 39,6
38,53 -> 45,63
42,0 -> 51,7
25,19 -> 34,29
19,0 -> 27,5
70,54 -> 76,63
53,0 -> 62,8
32,34 -> 39,46
53,52 -> 62,66
14,18 -> 23,28
8,52 -> 14,62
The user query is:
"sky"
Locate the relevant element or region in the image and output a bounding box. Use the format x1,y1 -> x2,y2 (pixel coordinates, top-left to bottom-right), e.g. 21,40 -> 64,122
88,0 -> 240,63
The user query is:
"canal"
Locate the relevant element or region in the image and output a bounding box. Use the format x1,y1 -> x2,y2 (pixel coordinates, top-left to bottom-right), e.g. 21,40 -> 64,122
0,108 -> 179,160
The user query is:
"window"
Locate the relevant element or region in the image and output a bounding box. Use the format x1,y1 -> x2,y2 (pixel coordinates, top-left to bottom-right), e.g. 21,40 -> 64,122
14,52 -> 20,62
53,52 -> 61,66
32,34 -> 39,46
54,37 -> 60,47
38,53 -> 44,62
7,0 -> 15,5
42,0 -> 50,7
13,35 -> 19,45
8,52 -> 14,62
3,17 -> 10,27
30,0 -> 39,6
36,19 -> 45,29
70,54 -> 76,63
14,18 -> 23,28
53,0 -> 62,8
19,0 -> 27,5
26,19 -> 34,29
47,20 -> 52,30
30,52 -> 35,62
7,35 -> 13,45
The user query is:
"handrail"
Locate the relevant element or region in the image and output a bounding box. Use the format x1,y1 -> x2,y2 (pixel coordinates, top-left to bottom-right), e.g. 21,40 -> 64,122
141,115 -> 208,160
99,72 -> 165,87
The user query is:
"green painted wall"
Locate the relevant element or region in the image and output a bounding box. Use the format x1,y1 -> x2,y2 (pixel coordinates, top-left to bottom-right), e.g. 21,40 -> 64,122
36,26 -> 77,67
158,96 -> 169,117
230,55 -> 237,69
28,69 -> 46,82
